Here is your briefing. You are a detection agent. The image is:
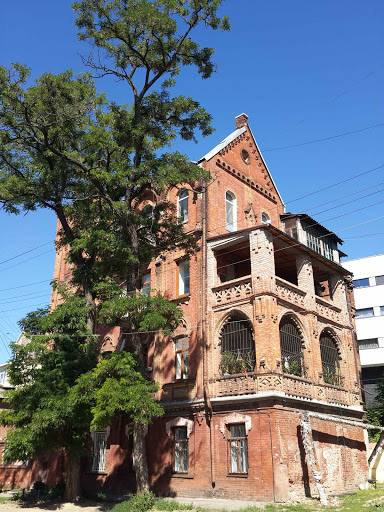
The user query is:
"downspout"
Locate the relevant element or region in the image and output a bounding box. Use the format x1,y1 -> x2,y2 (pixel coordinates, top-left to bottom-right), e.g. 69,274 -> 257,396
200,176 -> 215,488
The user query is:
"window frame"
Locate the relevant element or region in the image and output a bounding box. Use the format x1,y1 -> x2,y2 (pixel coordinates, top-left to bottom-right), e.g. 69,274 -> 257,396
261,212 -> 271,225
177,189 -> 189,224
92,429 -> 108,473
353,278 -> 370,288
174,426 -> 189,474
140,271 -> 151,296
358,338 -> 379,350
228,423 -> 248,475
177,259 -> 190,297
376,275 -> 384,286
225,191 -> 237,232
279,318 -> 306,378
355,307 -> 375,319
175,337 -> 189,381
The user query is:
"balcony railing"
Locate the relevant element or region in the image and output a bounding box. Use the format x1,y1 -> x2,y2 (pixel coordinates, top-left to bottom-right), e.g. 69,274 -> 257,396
212,275 -> 253,307
210,371 -> 356,406
275,277 -> 306,307
315,297 -> 341,323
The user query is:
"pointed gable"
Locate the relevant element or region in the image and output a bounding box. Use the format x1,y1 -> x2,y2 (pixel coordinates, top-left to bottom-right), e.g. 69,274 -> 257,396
198,114 -> 284,208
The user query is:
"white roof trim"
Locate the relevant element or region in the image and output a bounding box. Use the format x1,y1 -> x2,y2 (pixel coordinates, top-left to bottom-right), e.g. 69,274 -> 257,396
198,127 -> 246,163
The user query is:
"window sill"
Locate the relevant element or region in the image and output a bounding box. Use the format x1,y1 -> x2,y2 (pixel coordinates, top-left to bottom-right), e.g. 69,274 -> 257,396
88,471 -> 108,475
172,294 -> 191,304
227,473 -> 248,478
163,379 -> 195,389
171,473 -> 194,479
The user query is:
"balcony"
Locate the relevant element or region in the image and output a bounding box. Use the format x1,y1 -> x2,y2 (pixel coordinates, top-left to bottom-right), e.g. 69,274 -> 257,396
212,275 -> 253,308
209,371 -> 357,407
275,277 -> 306,308
315,296 -> 341,324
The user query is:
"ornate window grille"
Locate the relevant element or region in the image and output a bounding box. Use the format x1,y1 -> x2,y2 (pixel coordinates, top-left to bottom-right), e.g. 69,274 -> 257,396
219,316 -> 255,374
92,430 -> 107,472
279,318 -> 305,377
320,332 -> 342,386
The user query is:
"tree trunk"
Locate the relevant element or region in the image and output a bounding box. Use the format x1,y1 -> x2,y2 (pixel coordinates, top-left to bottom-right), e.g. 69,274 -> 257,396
64,455 -> 81,502
133,422 -> 149,492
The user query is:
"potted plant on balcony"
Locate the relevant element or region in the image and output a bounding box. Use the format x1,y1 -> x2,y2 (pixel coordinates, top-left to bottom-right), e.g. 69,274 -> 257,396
219,351 -> 237,375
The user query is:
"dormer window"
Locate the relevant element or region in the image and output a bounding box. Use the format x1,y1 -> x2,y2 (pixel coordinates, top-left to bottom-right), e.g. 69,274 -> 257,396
225,191 -> 237,232
177,190 -> 189,223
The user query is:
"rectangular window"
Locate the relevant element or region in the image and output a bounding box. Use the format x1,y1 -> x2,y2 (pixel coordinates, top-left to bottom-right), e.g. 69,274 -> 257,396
229,424 -> 248,474
358,339 -> 379,350
376,275 -> 384,286
175,337 -> 189,380
174,427 -> 188,473
178,260 -> 190,296
355,307 -> 374,318
381,306 -> 384,316
0,370 -> 7,386
141,272 -> 151,296
92,431 -> 107,472
353,278 -> 370,288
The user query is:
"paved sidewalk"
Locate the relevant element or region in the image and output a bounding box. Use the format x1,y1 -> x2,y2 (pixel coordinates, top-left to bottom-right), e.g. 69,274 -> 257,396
162,496 -> 266,510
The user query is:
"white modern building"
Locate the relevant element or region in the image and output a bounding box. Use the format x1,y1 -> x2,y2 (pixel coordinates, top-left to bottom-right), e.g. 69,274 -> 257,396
344,254 -> 384,407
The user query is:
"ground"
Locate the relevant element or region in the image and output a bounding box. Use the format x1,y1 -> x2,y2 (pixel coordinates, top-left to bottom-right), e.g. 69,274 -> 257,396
0,489 -> 383,512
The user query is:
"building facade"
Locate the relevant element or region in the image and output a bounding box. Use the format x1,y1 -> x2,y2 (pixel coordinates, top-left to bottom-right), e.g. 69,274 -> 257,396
49,114 -> 368,501
344,254 -> 384,407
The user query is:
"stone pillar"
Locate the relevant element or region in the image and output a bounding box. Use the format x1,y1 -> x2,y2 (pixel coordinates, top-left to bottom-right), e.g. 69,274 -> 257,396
207,246 -> 217,289
296,254 -> 318,381
329,272 -> 349,324
250,229 -> 280,371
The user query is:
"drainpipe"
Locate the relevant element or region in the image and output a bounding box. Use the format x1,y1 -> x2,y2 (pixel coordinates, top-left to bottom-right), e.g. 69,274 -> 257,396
200,177 -> 215,487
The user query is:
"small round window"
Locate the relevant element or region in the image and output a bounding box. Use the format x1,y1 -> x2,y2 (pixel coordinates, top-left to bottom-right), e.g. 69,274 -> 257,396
261,212 -> 270,225
241,149 -> 250,165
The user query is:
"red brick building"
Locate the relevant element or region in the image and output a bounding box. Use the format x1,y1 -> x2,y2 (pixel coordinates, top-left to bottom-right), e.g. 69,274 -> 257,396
51,114 -> 368,501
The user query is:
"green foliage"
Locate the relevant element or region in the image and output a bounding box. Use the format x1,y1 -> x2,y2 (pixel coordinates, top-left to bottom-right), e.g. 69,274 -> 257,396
111,491 -> 156,512
0,294 -> 98,464
322,368 -> 344,387
219,351 -> 254,375
283,360 -> 303,378
155,498 -> 193,511
72,352 -> 163,429
366,408 -> 384,442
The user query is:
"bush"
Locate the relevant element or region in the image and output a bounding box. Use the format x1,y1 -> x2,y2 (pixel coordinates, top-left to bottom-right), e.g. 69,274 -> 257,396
155,498 -> 193,510
111,491 -> 156,512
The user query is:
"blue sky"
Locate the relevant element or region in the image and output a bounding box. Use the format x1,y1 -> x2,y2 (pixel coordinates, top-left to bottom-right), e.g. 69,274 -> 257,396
0,0 -> 383,362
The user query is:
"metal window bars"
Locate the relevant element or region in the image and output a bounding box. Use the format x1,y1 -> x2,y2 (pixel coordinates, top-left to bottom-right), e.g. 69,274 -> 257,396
320,334 -> 342,386
279,320 -> 306,377
220,319 -> 255,374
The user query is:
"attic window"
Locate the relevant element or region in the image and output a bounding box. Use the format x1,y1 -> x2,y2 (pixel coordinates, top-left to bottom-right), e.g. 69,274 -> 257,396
241,149 -> 250,165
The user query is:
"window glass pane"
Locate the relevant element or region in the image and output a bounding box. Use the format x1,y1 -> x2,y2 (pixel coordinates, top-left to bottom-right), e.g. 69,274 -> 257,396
240,439 -> 248,473
183,351 -> 189,379
358,339 -> 379,350
376,275 -> 384,286
381,306 -> 384,316
231,441 -> 239,473
141,273 -> 151,296
176,352 -> 182,379
355,308 -> 374,318
261,212 -> 270,225
175,338 -> 189,351
353,278 -> 370,288
178,260 -> 190,295
182,442 -> 188,472
93,431 -> 107,472
174,443 -> 181,472
225,192 -> 236,231
175,427 -> 187,440
178,190 -> 188,223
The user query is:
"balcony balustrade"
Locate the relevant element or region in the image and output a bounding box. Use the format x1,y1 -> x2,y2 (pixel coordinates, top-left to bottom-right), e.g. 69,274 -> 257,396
275,277 -> 306,307
315,297 -> 341,323
210,371 -> 355,406
212,275 -> 253,307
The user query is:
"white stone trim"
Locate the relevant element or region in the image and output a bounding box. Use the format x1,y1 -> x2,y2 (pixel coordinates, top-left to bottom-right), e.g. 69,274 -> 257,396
91,426 -> 110,441
166,417 -> 194,438
220,412 -> 252,438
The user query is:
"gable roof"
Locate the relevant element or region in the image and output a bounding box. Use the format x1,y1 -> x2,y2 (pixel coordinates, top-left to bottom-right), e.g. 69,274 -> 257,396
197,116 -> 285,208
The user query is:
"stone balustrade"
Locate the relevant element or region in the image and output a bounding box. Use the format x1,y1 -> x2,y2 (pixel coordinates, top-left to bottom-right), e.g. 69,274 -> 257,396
315,297 -> 341,323
275,277 -> 306,307
210,371 -> 356,407
212,275 -> 253,307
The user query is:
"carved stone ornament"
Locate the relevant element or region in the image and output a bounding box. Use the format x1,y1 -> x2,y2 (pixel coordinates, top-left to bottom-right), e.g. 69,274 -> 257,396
258,375 -> 282,388
166,417 -> 194,438
100,335 -> 117,354
91,426 -> 110,441
220,413 -> 252,438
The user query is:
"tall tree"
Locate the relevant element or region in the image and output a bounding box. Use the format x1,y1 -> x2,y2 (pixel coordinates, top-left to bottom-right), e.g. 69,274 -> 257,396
71,0 -> 229,489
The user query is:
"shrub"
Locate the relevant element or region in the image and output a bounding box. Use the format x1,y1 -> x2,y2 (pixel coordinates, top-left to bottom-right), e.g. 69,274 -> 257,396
111,491 -> 156,512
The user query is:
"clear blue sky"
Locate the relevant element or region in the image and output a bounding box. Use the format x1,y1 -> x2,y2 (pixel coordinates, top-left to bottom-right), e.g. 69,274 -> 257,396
0,0 -> 383,362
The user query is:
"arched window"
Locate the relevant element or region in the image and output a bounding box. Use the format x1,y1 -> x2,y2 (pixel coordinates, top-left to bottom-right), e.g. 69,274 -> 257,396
142,204 -> 153,219
279,317 -> 305,377
320,331 -> 342,386
261,212 -> 270,225
177,190 -> 189,223
219,313 -> 255,374
225,191 -> 237,232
